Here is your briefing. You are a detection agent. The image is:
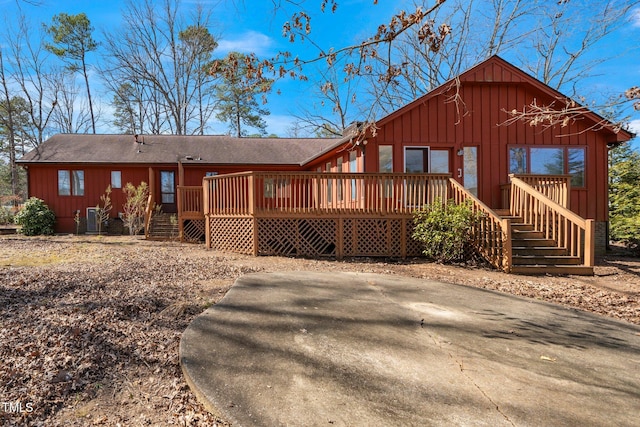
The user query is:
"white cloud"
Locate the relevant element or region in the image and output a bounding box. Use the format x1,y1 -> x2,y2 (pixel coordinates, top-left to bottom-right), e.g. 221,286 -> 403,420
627,119 -> 640,135
217,31 -> 275,56
264,114 -> 298,137
631,8 -> 640,27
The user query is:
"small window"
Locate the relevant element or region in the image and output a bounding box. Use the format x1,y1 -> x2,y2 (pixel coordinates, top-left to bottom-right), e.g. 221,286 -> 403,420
568,148 -> 585,187
337,157 -> 344,201
111,171 -> 122,189
205,172 -> 218,177
58,170 -> 84,196
58,170 -> 71,196
509,147 -> 527,174
264,178 -> 275,198
326,161 -> 333,203
72,171 -> 84,195
379,146 -> 393,173
264,178 -> 290,199
349,151 -> 358,200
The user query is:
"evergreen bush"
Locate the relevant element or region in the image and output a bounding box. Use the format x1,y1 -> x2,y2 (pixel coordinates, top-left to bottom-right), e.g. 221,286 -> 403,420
14,197 -> 56,236
412,198 -> 480,263
0,206 -> 14,225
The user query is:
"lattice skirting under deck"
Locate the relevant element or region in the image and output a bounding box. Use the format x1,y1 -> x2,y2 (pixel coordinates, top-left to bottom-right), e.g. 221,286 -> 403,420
208,216 -> 422,258
182,219 -> 206,243
209,217 -> 255,254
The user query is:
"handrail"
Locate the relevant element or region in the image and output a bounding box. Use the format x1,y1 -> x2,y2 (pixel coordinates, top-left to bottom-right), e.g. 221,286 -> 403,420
144,193 -> 153,239
449,179 -> 512,272
510,174 -> 570,208
509,176 -> 593,266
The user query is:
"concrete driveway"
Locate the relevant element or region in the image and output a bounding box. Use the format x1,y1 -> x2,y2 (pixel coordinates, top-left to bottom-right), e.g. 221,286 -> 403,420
180,271 -> 640,426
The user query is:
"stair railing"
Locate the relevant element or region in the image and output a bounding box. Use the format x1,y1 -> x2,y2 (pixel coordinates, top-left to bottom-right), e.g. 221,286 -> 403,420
509,176 -> 594,267
144,193 -> 154,239
449,179 -> 512,272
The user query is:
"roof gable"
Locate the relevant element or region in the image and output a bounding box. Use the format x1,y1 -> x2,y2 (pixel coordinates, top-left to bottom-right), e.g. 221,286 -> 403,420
375,55 -> 633,142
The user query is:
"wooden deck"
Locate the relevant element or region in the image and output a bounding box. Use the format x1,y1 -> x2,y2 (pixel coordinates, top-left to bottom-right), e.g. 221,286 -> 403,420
169,171 -> 594,275
201,172 -> 450,258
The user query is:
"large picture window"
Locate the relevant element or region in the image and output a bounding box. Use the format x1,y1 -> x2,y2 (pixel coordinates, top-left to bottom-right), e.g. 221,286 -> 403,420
509,146 -> 586,188
58,170 -> 84,196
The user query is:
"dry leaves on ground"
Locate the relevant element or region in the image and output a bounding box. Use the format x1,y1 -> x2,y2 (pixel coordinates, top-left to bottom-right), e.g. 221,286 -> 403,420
1,235 -> 638,426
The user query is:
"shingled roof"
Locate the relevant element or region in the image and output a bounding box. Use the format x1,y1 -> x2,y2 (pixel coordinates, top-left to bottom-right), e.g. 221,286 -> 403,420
18,134 -> 344,166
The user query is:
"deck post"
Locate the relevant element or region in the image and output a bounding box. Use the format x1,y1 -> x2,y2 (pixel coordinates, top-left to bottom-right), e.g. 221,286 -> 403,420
248,173 -> 255,216
336,218 -> 344,260
177,186 -> 184,242
584,219 -> 595,267
401,218 -> 407,258
252,217 -> 258,256
203,180 -> 211,249
501,218 -> 512,273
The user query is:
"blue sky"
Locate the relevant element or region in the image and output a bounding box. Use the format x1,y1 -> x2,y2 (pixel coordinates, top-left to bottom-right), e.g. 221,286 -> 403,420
4,0 -> 640,140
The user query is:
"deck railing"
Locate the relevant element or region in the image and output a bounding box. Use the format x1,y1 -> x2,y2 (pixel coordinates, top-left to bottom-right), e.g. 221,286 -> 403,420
177,186 -> 205,218
502,174 -> 570,209
509,176 -> 594,266
203,171 -> 451,217
450,179 -> 512,272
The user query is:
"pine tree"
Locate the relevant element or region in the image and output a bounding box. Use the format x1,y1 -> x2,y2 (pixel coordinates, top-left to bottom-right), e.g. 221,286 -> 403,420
212,52 -> 272,137
609,143 -> 640,252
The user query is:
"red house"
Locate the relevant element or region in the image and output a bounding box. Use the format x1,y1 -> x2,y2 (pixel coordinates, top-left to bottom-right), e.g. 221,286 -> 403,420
18,56 -> 633,274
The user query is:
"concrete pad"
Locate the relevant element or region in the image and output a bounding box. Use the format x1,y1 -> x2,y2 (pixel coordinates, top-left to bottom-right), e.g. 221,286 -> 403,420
180,272 -> 640,426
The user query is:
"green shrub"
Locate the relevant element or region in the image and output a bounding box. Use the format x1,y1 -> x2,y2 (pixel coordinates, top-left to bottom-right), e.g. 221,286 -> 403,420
14,197 -> 56,236
412,198 -> 480,263
0,206 -> 14,225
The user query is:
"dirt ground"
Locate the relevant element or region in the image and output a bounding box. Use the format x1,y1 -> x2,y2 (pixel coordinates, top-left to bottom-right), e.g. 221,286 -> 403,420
1,235 -> 639,426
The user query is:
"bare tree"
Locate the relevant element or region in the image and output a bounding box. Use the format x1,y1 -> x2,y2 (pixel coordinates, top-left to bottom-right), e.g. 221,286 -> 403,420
4,14 -> 59,148
50,72 -> 94,134
101,0 -> 218,135
0,49 -> 21,199
292,65 -> 361,136
522,0 -> 638,95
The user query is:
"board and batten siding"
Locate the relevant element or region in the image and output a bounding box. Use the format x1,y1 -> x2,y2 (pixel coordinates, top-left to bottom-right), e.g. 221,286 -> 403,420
26,164 -> 149,233
362,57 -> 619,223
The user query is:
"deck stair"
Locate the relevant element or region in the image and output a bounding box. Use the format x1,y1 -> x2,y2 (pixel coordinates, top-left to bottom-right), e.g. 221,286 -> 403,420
495,210 -> 594,275
147,212 -> 179,240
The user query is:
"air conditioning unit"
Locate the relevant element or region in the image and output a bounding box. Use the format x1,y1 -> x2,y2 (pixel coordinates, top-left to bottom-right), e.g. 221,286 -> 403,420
86,207 -> 97,232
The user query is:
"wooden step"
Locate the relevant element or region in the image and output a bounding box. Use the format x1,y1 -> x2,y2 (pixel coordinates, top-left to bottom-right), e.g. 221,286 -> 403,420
512,255 -> 582,265
510,238 -> 557,247
147,214 -> 179,240
511,223 -> 535,231
512,247 -> 568,256
511,229 -> 546,239
510,265 -> 594,276
489,213 -> 593,276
